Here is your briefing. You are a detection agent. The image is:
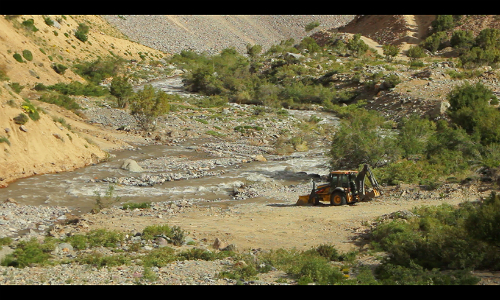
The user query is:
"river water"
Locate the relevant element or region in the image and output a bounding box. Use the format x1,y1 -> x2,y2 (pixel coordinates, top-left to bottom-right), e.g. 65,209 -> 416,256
1,76 -> 338,213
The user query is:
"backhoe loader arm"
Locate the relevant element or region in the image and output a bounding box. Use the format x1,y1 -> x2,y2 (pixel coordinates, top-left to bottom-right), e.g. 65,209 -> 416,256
355,164 -> 382,200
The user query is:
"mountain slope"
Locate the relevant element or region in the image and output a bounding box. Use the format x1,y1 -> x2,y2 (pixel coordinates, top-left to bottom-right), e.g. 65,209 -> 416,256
0,15 -> 166,187
103,15 -> 356,54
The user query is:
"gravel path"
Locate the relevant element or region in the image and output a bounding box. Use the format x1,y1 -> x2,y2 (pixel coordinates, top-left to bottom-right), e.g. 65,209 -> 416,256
103,15 -> 355,55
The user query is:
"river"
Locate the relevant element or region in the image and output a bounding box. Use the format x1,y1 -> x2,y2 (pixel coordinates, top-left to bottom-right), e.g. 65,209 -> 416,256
1,76 -> 339,214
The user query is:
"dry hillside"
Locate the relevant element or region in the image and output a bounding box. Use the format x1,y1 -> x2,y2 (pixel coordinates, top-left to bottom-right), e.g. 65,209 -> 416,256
0,15 -> 167,187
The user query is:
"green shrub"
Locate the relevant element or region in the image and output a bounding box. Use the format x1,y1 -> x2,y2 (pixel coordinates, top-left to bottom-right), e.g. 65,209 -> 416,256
46,81 -> 108,97
38,92 -> 81,110
21,100 -> 40,121
122,202 -> 151,210
75,23 -> 89,42
1,238 -> 54,268
73,57 -> 125,84
130,84 -> 171,130
142,224 -> 186,246
0,136 -> 10,146
52,63 -> 67,74
13,53 -> 23,63
22,49 -> 33,61
13,113 -> 29,125
76,252 -> 130,268
43,16 -> 54,26
8,82 -> 24,93
21,18 -> 38,32
110,76 -> 133,108
141,247 -> 178,267
305,21 -> 320,32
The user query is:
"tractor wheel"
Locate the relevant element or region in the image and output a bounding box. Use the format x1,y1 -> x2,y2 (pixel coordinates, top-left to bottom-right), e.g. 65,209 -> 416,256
331,191 -> 346,206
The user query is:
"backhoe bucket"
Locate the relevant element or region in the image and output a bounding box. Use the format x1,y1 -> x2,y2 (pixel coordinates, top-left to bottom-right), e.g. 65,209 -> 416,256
296,195 -> 314,206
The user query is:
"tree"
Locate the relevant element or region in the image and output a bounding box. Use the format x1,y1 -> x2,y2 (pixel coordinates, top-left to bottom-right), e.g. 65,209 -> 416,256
329,108 -> 399,169
397,114 -> 436,159
431,15 -> 455,33
110,76 -> 133,108
447,82 -> 500,144
347,34 -> 369,56
130,84 -> 170,131
450,30 -> 475,50
422,31 -> 448,53
407,45 -> 427,60
382,44 -> 399,61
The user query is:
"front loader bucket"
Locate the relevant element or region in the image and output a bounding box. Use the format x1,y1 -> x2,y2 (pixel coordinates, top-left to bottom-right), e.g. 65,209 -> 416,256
296,195 -> 314,206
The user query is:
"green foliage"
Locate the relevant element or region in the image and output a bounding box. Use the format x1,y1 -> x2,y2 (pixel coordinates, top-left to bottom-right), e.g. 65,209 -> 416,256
38,92 -> 81,110
329,108 -> 398,169
382,44 -> 399,61
465,192 -> 500,247
447,82 -> 500,144
110,76 -> 133,108
76,252 -> 130,268
431,15 -> 455,33
130,84 -> 170,130
142,224 -> 186,246
122,202 -> 151,210
52,63 -> 67,74
21,100 -> 40,121
75,23 -> 89,42
13,113 -> 29,125
64,229 -> 124,250
305,20 -> 320,32
450,30 -> 475,49
1,238 -> 54,268
22,49 -> 33,61
43,81 -> 108,97
72,56 -> 125,84
346,33 -> 369,56
422,31 -> 448,53
298,36 -> 321,53
0,136 -> 11,146
21,18 -> 38,32
92,184 -> 121,213
13,53 -> 23,63
43,16 -> 54,26
370,201 -> 500,274
9,82 -> 24,93
397,114 -> 436,159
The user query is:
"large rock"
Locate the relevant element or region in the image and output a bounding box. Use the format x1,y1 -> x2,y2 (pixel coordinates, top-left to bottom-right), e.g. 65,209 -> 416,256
121,159 -> 144,172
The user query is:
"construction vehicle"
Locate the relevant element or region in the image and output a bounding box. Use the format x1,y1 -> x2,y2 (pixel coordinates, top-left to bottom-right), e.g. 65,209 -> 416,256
296,164 -> 382,206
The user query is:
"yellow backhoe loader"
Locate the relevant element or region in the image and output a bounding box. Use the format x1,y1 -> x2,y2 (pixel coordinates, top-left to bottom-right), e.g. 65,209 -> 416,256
296,164 -> 382,206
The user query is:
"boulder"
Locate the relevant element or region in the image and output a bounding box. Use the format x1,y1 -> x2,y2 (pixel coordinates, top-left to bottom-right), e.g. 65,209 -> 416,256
121,159 -> 144,172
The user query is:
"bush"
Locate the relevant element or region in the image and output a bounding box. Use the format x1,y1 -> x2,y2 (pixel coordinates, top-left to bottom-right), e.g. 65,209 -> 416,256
73,57 -> 125,84
52,63 -> 67,74
422,31 -> 448,53
447,82 -> 500,144
13,53 -> 23,63
329,108 -> 398,169
22,49 -> 33,61
75,23 -> 89,42
370,202 -> 500,273
21,18 -> 38,32
13,113 -> 29,125
38,92 -> 81,110
46,81 -> 108,97
21,100 -> 40,121
382,44 -> 399,61
110,76 -> 133,108
130,84 -> 171,130
1,238 -> 54,268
